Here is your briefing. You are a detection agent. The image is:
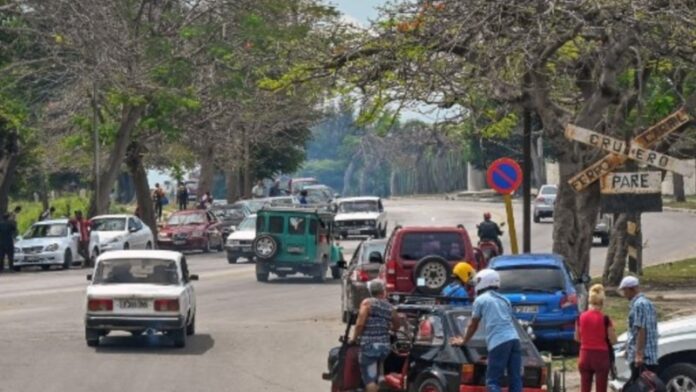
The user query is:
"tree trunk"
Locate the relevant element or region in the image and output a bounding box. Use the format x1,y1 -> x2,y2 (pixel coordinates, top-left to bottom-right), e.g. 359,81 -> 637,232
197,143 -> 215,200
226,163 -> 241,203
673,173 -> 686,203
0,154 -> 18,215
125,142 -> 157,238
552,158 -> 601,278
88,104 -> 145,217
603,213 -> 630,286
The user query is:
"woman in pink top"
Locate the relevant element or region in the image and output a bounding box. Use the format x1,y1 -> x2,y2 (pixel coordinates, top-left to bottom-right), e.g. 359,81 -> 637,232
575,284 -> 618,392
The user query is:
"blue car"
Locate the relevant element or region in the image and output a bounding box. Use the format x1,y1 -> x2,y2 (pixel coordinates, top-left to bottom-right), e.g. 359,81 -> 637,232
489,253 -> 587,353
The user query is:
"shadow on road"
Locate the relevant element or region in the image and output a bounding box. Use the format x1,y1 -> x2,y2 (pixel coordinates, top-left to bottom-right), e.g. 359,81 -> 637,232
94,333 -> 215,355
266,277 -> 341,286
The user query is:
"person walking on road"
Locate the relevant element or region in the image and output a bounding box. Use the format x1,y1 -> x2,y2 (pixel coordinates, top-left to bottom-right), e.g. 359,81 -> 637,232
152,183 -> 165,221
620,276 -> 659,379
70,211 -> 91,268
451,269 -> 522,392
299,189 -> 308,205
442,262 -> 476,305
39,206 -> 55,221
575,284 -> 618,392
269,180 -> 281,197
350,280 -> 400,392
478,212 -> 504,254
252,180 -> 265,199
0,214 -> 17,272
177,183 -> 189,210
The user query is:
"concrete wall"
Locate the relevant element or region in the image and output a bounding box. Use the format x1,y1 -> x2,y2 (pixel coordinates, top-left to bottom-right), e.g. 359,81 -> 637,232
661,159 -> 696,196
545,160 -> 560,187
467,163 -> 487,191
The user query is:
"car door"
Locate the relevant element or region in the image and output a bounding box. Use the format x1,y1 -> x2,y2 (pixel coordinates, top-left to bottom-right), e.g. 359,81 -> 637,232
134,217 -> 152,248
126,218 -> 143,249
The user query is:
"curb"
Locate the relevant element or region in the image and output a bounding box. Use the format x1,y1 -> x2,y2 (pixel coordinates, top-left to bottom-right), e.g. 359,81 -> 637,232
663,207 -> 696,214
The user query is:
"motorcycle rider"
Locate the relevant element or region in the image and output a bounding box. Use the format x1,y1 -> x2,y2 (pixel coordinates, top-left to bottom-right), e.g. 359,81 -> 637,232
478,212 -> 504,254
442,262 -> 476,305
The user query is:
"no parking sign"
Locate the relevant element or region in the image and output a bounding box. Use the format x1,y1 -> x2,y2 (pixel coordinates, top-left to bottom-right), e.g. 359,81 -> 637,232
485,158 -> 523,254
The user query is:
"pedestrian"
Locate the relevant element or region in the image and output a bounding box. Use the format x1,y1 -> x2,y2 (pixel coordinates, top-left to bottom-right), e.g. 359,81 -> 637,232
442,262 -> 476,305
299,189 -> 308,205
451,269 -> 522,392
9,205 -> 21,223
269,180 -> 281,197
619,276 -> 659,379
0,213 -> 17,272
39,206 -> 55,221
252,180 -> 265,198
152,183 -> 165,221
70,211 -> 91,268
177,183 -> 189,210
199,191 -> 213,209
350,280 -> 400,392
575,284 -> 618,392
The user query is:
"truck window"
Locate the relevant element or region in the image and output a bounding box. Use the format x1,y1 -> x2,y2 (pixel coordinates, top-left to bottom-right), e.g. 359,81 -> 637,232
308,218 -> 318,235
269,216 -> 284,234
288,217 -> 306,235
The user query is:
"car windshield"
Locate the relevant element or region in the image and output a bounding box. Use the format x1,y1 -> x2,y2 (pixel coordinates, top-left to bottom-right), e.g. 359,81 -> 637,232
168,213 -> 206,226
306,189 -> 330,204
496,267 -> 565,293
238,216 -> 256,231
93,258 -> 180,285
212,206 -> 245,220
399,232 -> 467,261
24,224 -> 67,239
541,186 -> 557,195
360,241 -> 387,263
340,200 -> 378,213
90,218 -> 126,232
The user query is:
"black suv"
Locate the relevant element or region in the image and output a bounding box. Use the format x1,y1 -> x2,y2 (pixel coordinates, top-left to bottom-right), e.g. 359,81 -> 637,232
324,303 -> 547,392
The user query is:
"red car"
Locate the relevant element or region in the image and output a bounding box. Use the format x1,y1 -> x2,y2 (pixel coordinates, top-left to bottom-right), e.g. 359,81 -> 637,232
379,226 -> 480,299
157,210 -> 224,252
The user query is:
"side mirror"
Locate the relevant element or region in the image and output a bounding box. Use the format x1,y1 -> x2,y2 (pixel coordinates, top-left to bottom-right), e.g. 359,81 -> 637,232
337,260 -> 347,269
129,227 -> 138,233
189,274 -> 199,281
368,251 -> 384,264
86,274 -> 92,281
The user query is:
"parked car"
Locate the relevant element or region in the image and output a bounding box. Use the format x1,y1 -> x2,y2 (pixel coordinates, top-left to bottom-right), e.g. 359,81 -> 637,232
594,213 -> 613,246
611,314 -> 696,392
253,207 -> 344,282
489,254 -> 588,353
533,184 -> 557,223
157,210 -> 224,252
339,238 -> 388,323
303,184 -> 339,206
84,250 -> 198,348
289,177 -> 318,194
89,214 -> 154,262
13,219 -> 84,271
225,214 -> 257,264
324,304 -> 547,392
378,226 -> 478,299
334,196 -> 387,239
210,203 -> 251,240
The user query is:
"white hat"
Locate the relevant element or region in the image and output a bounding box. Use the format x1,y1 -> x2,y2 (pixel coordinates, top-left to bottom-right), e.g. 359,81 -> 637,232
619,276 -> 639,290
474,269 -> 501,294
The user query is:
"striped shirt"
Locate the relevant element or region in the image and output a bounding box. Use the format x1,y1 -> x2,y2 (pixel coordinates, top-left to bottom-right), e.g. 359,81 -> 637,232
627,294 -> 659,365
360,298 -> 393,346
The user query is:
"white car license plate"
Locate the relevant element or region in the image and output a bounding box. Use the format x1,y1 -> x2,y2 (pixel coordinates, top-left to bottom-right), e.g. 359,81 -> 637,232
348,230 -> 361,235
515,305 -> 539,313
118,299 -> 150,309
25,256 -> 39,262
173,240 -> 186,245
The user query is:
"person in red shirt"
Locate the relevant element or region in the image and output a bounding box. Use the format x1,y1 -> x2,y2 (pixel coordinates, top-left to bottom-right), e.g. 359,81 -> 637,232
70,211 -> 91,268
575,284 -> 618,392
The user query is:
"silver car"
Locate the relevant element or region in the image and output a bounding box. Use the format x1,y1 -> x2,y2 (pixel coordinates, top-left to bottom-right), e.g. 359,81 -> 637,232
533,184 -> 557,223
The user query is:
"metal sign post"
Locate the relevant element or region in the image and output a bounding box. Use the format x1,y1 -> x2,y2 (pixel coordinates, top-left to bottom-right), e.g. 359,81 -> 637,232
486,158 -> 523,255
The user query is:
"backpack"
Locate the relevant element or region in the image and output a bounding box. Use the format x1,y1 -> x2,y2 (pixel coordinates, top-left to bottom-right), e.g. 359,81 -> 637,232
623,369 -> 666,392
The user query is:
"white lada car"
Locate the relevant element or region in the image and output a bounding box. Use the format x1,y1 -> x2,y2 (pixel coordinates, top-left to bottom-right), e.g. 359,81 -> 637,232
84,250 -> 198,348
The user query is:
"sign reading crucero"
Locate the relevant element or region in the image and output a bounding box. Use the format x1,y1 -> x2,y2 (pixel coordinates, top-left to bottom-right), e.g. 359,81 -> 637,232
600,172 -> 662,194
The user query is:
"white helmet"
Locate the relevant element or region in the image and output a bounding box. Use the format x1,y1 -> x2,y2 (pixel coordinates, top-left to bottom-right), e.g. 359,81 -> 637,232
475,269 -> 501,294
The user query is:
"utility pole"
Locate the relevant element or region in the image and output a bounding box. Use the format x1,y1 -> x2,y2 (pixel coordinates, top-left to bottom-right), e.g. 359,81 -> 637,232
92,80 -> 100,214
522,109 -> 532,253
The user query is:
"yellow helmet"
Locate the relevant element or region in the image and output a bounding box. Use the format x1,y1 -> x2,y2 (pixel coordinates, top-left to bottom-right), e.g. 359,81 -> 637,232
452,262 -> 475,284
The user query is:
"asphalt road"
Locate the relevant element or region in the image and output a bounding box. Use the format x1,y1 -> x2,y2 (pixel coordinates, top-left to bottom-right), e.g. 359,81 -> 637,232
1,198 -> 694,392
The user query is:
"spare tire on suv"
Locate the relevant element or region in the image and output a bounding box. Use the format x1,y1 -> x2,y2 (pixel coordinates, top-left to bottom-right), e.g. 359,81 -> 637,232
253,235 -> 280,260
413,256 -> 452,295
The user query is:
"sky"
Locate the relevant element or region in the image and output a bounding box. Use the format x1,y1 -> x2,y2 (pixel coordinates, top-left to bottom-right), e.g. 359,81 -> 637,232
330,0 -> 384,25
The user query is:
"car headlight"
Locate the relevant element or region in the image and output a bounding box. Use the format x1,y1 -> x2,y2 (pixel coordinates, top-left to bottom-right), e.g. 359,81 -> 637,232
192,230 -> 204,237
45,243 -> 60,252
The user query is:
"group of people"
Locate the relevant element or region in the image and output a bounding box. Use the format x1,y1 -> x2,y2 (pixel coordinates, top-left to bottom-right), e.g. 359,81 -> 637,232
146,183 -> 213,221
351,267 -> 657,392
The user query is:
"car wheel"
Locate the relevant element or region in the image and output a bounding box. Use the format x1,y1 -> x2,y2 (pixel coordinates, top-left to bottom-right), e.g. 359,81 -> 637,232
62,249 -> 73,270
601,234 -> 610,247
255,263 -> 269,282
186,315 -> 196,336
416,377 -> 445,392
331,266 -> 341,280
85,328 -> 100,347
253,235 -> 279,260
413,256 -> 451,295
663,363 -> 696,392
227,255 -> 238,264
41,265 -> 50,271
145,241 -> 153,250
533,212 -> 541,223
172,326 -> 187,348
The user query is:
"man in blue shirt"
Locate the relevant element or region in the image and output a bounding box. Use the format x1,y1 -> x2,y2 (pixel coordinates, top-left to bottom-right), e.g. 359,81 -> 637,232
442,262 -> 475,305
451,269 -> 521,392
620,276 -> 659,379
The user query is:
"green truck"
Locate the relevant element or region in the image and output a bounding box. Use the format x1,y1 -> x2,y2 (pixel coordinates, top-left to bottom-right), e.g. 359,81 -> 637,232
253,207 -> 344,283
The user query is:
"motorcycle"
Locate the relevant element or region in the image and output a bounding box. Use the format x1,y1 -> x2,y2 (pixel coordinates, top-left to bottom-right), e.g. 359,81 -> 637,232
476,222 -> 505,269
